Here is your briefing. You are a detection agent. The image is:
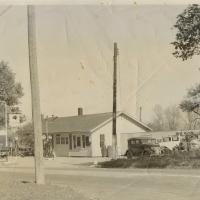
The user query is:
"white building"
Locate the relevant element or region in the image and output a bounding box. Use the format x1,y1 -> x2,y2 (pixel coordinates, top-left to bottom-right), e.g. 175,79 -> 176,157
43,109 -> 151,157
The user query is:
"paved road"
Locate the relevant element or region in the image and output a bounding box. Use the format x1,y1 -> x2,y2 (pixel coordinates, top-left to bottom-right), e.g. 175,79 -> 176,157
0,157 -> 200,200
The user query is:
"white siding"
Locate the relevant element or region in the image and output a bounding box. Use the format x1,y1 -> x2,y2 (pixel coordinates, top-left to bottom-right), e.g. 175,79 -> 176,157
91,115 -> 148,156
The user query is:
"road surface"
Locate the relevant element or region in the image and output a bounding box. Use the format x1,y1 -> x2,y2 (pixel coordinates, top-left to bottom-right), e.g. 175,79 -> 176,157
0,157 -> 200,200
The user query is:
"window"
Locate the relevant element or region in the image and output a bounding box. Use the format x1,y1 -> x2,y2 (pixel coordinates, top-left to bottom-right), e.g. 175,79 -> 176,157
151,139 -> 156,144
86,136 -> 90,146
77,137 -> 81,147
163,137 -> 170,142
130,140 -> 136,144
172,136 -> 179,141
82,135 -> 86,148
157,139 -> 162,143
73,136 -> 76,148
56,135 -> 61,144
61,137 -> 65,144
100,134 -> 105,147
135,140 -> 140,144
69,134 -> 72,150
66,137 -> 69,145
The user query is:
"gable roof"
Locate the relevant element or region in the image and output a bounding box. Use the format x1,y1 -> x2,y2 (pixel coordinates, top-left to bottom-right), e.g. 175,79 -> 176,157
42,112 -> 151,134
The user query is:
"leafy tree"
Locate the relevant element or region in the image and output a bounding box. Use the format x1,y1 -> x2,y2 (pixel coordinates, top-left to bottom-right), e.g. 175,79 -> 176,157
0,61 -> 23,105
172,4 -> 200,61
0,61 -> 23,128
172,4 -> 200,121
180,83 -> 200,116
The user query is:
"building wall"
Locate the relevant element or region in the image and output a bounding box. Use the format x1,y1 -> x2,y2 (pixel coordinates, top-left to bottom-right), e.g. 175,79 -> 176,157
91,115 -> 148,157
53,132 -> 92,157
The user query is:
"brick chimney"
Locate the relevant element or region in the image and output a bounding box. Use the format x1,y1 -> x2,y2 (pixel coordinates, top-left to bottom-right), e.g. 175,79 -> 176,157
78,107 -> 83,116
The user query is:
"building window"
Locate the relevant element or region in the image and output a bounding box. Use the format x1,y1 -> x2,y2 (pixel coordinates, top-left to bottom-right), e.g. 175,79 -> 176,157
77,137 -> 81,147
163,137 -> 171,142
82,135 -> 86,148
172,136 -> 179,141
66,137 -> 69,145
73,136 -> 76,148
100,134 -> 105,147
56,135 -> 60,144
69,134 -> 72,150
86,136 -> 90,146
61,137 -> 65,144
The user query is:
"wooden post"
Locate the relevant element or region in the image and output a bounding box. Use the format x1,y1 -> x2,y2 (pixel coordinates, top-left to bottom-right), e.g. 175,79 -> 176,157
27,5 -> 45,184
112,42 -> 118,159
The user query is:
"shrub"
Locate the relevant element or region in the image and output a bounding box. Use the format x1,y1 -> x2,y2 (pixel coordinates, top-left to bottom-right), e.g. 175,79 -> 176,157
98,150 -> 200,169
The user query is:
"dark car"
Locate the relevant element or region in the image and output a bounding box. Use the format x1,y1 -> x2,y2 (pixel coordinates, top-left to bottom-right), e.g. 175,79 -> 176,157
0,146 -> 10,160
18,147 -> 34,157
126,137 -> 160,159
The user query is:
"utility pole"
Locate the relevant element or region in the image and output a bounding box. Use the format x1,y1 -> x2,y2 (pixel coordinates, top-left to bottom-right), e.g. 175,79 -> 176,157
27,5 -> 45,184
139,106 -> 142,122
112,42 -> 118,159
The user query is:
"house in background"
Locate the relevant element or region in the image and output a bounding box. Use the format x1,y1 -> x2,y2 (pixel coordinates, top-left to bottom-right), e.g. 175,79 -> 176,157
43,108 -> 151,157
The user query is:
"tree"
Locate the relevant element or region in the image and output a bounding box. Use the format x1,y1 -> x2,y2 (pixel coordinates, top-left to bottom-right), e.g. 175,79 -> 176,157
172,4 -> 200,61
149,104 -> 184,131
148,104 -> 165,131
16,122 -> 34,149
0,61 -> 23,128
164,105 -> 181,131
0,61 -> 23,106
180,83 -> 200,116
172,4 -> 200,128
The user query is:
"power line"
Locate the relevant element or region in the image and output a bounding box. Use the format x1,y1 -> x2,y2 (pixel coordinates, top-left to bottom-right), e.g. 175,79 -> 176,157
0,6 -> 12,17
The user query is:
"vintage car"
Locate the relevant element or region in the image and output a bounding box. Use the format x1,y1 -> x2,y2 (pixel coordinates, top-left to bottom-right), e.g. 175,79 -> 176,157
0,146 -> 10,160
125,137 -> 160,159
18,147 -> 34,157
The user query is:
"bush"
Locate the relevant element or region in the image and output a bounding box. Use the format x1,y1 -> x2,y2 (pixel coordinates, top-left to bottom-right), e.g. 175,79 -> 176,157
98,150 -> 200,169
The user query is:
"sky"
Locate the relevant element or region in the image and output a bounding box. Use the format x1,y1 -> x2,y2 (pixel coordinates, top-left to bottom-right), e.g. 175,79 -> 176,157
0,3 -> 200,123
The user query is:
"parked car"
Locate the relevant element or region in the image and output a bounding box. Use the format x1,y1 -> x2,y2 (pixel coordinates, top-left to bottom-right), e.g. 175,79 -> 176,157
18,147 -> 34,157
0,146 -> 10,160
125,137 -> 160,159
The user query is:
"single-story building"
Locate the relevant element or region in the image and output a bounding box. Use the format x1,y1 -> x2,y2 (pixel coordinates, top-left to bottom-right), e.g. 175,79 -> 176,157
43,108 -> 151,157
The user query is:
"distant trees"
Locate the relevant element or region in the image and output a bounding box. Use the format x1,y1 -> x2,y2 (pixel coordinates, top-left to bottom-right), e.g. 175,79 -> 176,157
148,104 -> 199,131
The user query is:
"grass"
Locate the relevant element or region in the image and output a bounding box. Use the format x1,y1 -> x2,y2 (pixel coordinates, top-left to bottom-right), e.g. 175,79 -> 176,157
0,172 -> 89,200
98,151 -> 200,169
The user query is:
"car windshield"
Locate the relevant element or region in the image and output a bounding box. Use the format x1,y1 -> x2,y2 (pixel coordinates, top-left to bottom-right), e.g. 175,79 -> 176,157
140,139 -> 156,144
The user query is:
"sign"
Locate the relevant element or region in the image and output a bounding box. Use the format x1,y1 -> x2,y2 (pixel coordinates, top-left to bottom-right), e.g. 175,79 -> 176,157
8,113 -> 21,128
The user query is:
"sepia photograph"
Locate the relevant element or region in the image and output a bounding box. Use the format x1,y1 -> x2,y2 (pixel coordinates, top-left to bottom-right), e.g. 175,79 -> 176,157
0,0 -> 200,199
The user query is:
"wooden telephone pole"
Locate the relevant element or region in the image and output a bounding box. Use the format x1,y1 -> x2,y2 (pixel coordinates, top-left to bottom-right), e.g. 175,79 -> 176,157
27,5 -> 45,184
112,42 -> 118,159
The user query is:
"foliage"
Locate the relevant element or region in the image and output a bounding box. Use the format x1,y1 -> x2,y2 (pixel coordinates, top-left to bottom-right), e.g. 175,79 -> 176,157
0,61 -> 24,129
0,61 -> 23,106
148,104 -> 182,131
16,122 -> 34,149
180,83 -> 200,117
99,151 -> 200,169
172,4 -> 200,60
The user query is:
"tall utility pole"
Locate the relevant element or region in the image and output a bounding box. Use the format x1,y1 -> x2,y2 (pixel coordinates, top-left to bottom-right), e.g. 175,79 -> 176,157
27,5 -> 45,184
112,42 -> 118,159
